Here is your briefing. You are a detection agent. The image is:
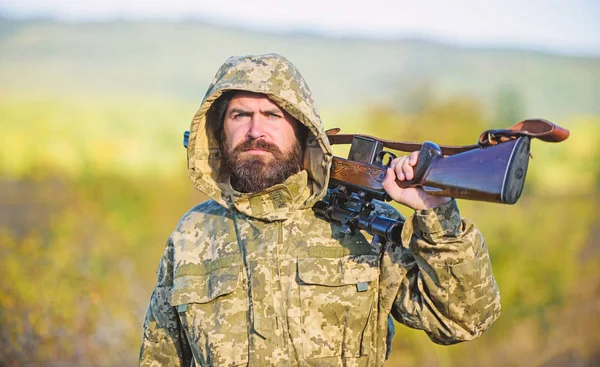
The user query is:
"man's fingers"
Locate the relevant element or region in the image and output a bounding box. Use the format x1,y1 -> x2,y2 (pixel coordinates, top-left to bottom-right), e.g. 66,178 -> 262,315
388,157 -> 398,171
401,156 -> 414,181
409,151 -> 419,166
389,156 -> 417,181
396,160 -> 405,180
382,167 -> 396,190
383,167 -> 403,202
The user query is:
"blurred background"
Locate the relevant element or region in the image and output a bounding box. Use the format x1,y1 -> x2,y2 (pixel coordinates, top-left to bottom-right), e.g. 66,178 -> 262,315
1,1 -> 599,366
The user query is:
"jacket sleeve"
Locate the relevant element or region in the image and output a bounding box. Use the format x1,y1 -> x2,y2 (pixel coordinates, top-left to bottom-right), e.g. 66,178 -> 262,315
139,237 -> 193,366
390,199 -> 501,345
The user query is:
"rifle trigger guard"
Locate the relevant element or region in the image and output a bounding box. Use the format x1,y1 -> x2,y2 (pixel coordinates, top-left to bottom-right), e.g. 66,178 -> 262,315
375,150 -> 396,168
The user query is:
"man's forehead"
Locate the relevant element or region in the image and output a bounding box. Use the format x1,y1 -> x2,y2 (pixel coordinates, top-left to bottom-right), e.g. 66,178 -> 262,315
227,91 -> 281,110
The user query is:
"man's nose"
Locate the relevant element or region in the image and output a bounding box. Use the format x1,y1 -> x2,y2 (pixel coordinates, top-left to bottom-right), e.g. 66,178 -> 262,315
247,115 -> 267,139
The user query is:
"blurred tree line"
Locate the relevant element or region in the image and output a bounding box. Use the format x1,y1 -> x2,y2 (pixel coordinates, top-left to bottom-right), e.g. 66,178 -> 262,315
1,93 -> 599,366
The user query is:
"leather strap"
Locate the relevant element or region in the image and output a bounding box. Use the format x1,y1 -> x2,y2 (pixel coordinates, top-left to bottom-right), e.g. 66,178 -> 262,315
478,119 -> 570,146
326,119 -> 569,156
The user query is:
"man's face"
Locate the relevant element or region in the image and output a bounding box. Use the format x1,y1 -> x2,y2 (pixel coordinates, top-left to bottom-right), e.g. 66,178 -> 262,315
221,91 -> 305,193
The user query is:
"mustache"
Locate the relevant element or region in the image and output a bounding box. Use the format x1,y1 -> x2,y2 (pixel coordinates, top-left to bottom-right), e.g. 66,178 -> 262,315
232,139 -> 283,155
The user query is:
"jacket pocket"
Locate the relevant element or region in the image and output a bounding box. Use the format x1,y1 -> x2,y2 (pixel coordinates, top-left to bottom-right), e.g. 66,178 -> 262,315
297,255 -> 379,360
171,262 -> 249,366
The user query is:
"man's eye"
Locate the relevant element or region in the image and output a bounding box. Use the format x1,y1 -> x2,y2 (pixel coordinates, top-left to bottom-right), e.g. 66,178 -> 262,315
268,113 -> 282,118
233,113 -> 248,119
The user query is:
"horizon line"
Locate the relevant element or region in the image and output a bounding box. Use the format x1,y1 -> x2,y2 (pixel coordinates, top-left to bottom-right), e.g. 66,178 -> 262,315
2,13 -> 599,59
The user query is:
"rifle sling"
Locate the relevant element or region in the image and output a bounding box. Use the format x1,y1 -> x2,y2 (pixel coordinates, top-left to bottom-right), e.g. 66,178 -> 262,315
326,118 -> 569,156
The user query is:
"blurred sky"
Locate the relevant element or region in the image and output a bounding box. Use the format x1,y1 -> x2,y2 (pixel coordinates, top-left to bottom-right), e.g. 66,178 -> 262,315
1,0 -> 599,56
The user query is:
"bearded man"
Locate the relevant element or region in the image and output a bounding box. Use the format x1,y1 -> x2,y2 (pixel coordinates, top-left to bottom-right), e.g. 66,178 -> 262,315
139,53 -> 501,367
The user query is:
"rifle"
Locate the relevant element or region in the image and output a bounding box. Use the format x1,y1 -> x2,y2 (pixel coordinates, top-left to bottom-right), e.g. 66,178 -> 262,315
313,119 -> 569,243
182,119 -> 569,244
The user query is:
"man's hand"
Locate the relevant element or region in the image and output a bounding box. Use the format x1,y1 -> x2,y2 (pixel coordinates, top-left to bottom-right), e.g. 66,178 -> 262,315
381,151 -> 452,210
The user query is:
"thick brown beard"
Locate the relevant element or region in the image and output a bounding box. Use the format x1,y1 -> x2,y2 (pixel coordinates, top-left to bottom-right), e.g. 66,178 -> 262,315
222,138 -> 304,193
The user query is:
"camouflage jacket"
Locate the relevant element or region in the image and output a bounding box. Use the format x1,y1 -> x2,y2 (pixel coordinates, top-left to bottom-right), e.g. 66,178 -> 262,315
139,54 -> 501,367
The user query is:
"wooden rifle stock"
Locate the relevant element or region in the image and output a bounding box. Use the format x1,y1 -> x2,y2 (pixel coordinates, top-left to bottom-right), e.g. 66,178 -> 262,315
396,137 -> 531,204
329,136 -> 530,204
327,119 -> 569,205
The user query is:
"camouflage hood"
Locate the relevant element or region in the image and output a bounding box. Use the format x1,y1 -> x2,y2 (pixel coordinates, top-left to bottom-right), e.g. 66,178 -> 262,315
186,53 -> 333,221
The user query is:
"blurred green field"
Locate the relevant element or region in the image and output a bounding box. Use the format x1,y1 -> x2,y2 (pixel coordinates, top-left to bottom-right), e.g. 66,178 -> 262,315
1,18 -> 600,367
2,96 -> 599,366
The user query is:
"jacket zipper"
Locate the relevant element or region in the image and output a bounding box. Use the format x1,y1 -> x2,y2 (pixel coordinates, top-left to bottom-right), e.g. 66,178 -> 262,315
275,221 -> 291,364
